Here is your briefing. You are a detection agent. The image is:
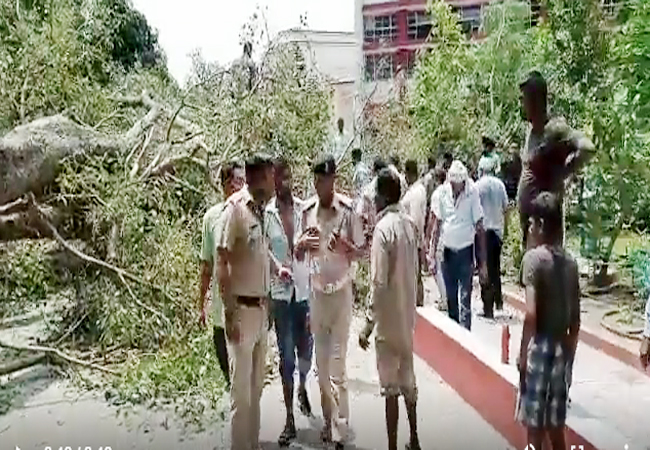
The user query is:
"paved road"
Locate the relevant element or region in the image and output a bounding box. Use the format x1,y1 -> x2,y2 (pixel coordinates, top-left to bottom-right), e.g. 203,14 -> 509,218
1,316 -> 512,450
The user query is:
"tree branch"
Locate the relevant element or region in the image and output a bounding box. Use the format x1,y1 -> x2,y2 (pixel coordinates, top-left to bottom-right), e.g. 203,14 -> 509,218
0,197 -> 29,216
28,195 -> 183,310
0,339 -> 117,375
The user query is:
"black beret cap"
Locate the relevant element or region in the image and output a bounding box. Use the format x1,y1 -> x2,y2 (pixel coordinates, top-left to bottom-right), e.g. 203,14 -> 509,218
313,154 -> 336,175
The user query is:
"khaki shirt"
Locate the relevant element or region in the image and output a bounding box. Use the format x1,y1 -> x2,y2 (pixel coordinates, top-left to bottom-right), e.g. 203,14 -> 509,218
216,188 -> 270,298
302,192 -> 364,294
369,205 -> 419,350
400,180 -> 427,247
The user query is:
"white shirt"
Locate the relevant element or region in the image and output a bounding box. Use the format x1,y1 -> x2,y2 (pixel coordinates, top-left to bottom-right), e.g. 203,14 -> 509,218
431,181 -> 484,251
475,175 -> 508,239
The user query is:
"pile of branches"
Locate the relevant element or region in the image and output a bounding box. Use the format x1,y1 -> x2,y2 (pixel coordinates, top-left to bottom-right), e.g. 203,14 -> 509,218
0,34 -> 331,381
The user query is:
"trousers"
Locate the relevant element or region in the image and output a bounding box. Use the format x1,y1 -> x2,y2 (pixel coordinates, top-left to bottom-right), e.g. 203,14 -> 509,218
271,297 -> 313,390
478,230 -> 503,315
229,303 -> 269,450
310,282 -> 353,443
442,245 -> 474,330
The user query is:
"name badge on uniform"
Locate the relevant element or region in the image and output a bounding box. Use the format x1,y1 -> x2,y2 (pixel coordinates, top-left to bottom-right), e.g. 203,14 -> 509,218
248,223 -> 262,247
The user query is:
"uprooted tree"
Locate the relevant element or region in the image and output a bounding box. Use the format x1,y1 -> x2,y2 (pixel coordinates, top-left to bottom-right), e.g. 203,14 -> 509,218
0,0 -> 331,420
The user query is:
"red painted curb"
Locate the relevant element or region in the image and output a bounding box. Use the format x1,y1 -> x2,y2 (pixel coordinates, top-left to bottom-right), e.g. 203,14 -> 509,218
413,312 -> 598,450
502,291 -> 648,377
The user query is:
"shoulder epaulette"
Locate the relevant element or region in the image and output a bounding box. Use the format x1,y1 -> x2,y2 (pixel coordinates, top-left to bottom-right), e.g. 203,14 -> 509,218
303,196 -> 318,210
335,193 -> 353,209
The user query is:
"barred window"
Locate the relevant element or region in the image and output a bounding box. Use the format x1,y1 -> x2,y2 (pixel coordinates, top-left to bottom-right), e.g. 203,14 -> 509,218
364,54 -> 395,81
407,11 -> 432,40
364,15 -> 397,42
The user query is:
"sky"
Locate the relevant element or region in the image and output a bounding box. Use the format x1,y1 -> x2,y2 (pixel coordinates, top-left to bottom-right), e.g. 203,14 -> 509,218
132,0 -> 355,84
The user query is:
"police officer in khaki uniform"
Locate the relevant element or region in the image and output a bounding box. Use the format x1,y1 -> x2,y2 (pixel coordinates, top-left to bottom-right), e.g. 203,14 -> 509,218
295,155 -> 364,449
216,153 -> 275,450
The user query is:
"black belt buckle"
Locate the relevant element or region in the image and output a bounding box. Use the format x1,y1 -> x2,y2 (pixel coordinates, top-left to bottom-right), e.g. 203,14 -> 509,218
238,296 -> 262,307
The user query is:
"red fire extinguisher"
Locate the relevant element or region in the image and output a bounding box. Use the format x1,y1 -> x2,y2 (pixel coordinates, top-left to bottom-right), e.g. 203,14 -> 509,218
501,324 -> 510,364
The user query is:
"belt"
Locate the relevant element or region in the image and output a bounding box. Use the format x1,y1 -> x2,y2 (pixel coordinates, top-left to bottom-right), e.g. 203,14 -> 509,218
237,296 -> 266,307
313,275 -> 350,295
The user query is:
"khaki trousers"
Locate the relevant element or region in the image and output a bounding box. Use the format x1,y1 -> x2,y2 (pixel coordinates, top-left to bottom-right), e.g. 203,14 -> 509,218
310,282 -> 353,443
229,303 -> 269,450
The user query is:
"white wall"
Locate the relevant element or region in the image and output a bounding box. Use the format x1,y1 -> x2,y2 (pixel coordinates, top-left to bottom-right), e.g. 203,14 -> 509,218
280,29 -> 359,134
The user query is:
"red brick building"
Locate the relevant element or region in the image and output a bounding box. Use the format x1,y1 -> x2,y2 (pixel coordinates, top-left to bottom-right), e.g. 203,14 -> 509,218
360,0 -> 493,81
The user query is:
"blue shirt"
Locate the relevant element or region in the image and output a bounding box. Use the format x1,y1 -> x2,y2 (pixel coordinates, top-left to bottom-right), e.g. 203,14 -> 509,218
265,197 -> 310,302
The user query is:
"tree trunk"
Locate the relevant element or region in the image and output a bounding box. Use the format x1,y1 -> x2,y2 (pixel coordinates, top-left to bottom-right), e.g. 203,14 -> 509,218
0,115 -> 125,205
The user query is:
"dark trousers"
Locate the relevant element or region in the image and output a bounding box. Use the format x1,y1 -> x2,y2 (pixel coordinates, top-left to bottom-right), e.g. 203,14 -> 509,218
480,230 -> 503,315
212,326 -> 231,386
442,245 -> 474,330
272,297 -> 313,391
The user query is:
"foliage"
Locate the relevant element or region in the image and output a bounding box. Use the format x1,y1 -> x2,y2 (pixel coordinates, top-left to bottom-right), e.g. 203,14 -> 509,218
107,332 -> 228,429
0,240 -> 61,318
622,247 -> 650,300
412,0 -> 536,166
0,0 -> 171,133
183,34 -> 331,195
412,0 -> 650,278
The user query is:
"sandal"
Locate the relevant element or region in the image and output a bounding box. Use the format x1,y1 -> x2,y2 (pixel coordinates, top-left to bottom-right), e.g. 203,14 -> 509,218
298,387 -> 312,417
320,425 -> 332,443
405,443 -> 422,450
278,423 -> 296,447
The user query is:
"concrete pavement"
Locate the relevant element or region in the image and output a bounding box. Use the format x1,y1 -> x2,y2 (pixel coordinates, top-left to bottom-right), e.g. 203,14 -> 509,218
0,316 -> 513,450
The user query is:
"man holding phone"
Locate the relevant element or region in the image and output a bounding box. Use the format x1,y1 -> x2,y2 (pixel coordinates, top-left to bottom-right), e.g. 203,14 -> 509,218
296,155 -> 364,449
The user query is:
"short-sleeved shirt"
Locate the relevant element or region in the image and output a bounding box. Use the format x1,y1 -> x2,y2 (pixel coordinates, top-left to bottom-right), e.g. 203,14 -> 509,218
400,180 -> 427,247
265,197 -> 310,302
302,193 -> 364,294
431,181 -> 484,251
201,202 -> 227,326
475,175 -> 508,239
369,205 -> 419,351
216,188 -> 271,298
521,246 -> 580,339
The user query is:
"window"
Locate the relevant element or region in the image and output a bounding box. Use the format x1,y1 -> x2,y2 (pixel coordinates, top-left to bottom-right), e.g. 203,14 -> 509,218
405,50 -> 417,76
407,11 -> 432,40
364,54 -> 395,81
455,6 -> 482,35
601,0 -> 618,16
364,15 -> 397,42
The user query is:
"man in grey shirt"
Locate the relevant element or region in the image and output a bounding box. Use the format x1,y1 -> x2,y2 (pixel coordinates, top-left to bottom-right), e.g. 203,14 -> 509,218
517,71 -> 595,250
475,156 -> 509,318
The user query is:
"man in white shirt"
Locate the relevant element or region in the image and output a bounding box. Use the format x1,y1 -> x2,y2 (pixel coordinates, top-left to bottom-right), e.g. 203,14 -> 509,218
430,161 -> 488,330
475,157 -> 509,318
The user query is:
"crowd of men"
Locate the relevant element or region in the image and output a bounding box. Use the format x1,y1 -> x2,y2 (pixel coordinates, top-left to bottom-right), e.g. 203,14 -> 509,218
196,70 -> 646,450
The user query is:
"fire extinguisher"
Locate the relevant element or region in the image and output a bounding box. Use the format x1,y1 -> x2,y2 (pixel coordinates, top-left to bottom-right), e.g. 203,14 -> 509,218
501,324 -> 510,364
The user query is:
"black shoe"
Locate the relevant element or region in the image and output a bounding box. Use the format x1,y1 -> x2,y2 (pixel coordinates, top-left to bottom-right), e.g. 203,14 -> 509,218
278,423 -> 297,447
298,386 -> 312,417
479,311 -> 494,319
334,443 -> 344,450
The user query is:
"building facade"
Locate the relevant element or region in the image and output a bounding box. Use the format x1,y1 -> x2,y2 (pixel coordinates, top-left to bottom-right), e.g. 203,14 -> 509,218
354,0 -> 494,105
277,29 -> 358,135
